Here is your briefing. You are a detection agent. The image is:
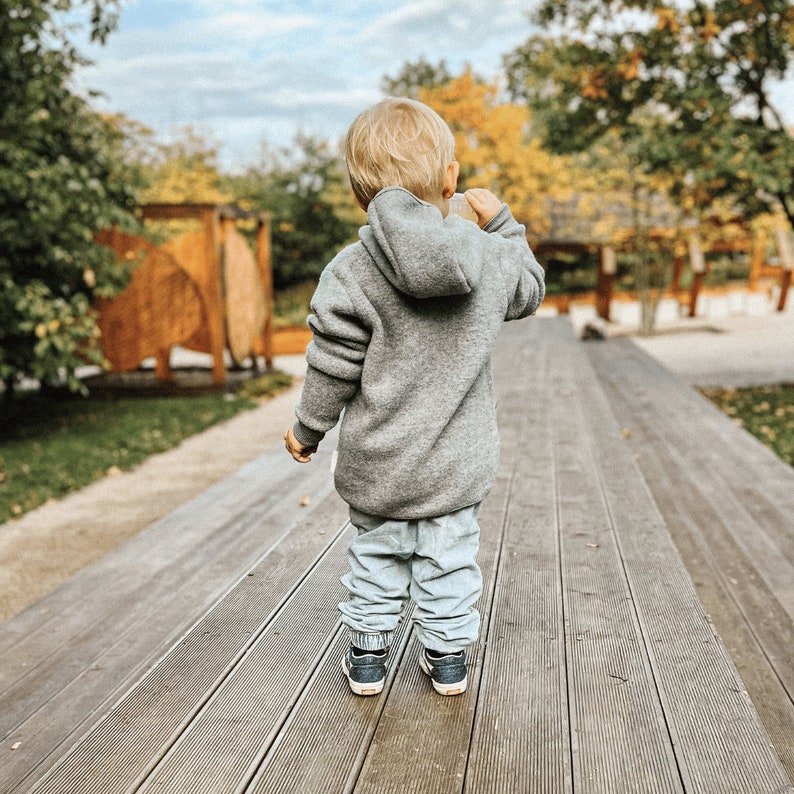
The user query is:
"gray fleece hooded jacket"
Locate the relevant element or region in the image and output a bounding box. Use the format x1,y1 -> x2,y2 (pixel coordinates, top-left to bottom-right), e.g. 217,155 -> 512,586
293,186 -> 545,519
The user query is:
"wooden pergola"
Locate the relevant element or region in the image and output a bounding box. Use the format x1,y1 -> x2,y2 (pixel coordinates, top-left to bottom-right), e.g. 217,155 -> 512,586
532,196 -> 793,321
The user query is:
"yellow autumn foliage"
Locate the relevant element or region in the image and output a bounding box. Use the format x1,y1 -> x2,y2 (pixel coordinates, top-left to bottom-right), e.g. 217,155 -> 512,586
418,69 -> 575,240
141,128 -> 232,206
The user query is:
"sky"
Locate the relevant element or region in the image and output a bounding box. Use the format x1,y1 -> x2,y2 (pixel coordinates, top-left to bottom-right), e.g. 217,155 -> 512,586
72,0 -> 794,173
72,0 -> 537,171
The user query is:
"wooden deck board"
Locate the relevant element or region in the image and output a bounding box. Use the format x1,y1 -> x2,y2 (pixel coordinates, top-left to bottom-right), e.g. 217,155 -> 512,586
2,318 -> 792,794
584,337 -> 794,781
0,452 -> 334,707
132,534 -> 352,793
25,495 -> 351,794
549,331 -> 683,793
1,446 -> 342,793
465,334 -> 571,794
572,336 -> 788,792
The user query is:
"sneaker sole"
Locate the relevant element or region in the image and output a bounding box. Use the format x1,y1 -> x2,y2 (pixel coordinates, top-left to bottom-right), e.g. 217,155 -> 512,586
341,657 -> 384,696
418,654 -> 468,696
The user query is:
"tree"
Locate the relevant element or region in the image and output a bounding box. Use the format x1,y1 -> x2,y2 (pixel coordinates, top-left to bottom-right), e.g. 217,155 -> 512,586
504,1 -> 794,331
140,127 -> 232,206
505,0 -> 794,228
418,69 -> 575,243
382,58 -> 454,99
227,135 -> 362,290
0,0 -> 139,398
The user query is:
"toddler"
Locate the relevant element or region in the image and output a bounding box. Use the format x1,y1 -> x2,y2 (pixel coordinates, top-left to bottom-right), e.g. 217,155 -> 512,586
285,97 -> 545,696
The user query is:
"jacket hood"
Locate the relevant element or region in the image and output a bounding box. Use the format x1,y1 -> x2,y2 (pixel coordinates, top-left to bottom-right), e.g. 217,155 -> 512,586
359,186 -> 486,299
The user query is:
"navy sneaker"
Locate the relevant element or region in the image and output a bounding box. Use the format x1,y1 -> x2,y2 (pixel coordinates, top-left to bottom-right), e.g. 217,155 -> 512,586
342,646 -> 389,696
419,648 -> 467,696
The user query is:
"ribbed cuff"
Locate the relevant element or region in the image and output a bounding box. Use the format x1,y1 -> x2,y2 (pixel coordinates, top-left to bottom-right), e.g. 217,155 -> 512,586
292,420 -> 325,447
482,204 -> 511,233
350,631 -> 392,652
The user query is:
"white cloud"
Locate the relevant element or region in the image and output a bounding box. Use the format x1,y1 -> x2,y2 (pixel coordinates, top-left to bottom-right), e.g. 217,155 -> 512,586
359,0 -> 529,59
172,9 -> 317,46
76,0 -> 793,172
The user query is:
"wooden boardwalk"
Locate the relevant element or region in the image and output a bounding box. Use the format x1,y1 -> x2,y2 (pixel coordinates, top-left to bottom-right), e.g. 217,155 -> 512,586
1,317 -> 792,793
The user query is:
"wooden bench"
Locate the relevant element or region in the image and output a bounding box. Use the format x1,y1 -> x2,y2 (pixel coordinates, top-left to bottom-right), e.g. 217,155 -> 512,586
1,318 -> 791,793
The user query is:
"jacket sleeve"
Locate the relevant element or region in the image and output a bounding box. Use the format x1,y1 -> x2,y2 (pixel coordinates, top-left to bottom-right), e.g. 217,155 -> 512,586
484,205 -> 546,321
293,267 -> 371,447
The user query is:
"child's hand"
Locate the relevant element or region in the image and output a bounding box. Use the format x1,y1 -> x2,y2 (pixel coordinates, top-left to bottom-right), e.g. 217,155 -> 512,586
284,427 -> 317,463
463,189 -> 503,228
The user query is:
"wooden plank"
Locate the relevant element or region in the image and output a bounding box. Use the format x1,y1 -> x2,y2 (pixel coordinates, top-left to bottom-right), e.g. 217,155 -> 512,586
544,322 -> 683,792
25,498 -> 351,794
0,449 -> 333,713
595,340 -> 794,550
465,324 -> 572,793
586,340 -> 794,647
584,337 -> 794,782
1,440 -> 341,794
570,338 -> 791,792
602,425 -> 794,784
126,528 -> 353,793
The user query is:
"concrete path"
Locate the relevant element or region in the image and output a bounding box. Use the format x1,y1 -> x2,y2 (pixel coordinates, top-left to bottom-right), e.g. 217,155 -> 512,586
629,304 -> 794,388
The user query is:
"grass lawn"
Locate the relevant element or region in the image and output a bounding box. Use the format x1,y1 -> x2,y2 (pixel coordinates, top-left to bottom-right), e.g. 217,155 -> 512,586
0,370 -> 293,524
701,383 -> 794,467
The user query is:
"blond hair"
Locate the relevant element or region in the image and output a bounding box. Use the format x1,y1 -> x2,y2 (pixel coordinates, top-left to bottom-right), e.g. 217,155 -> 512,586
345,97 -> 455,209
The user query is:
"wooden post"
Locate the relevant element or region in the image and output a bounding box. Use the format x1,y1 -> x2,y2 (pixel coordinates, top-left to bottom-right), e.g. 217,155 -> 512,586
748,229 -> 766,292
254,214 -> 275,367
154,349 -> 172,382
774,226 -> 793,311
596,245 -> 616,321
688,233 -> 706,318
671,252 -> 685,293
202,208 -> 227,385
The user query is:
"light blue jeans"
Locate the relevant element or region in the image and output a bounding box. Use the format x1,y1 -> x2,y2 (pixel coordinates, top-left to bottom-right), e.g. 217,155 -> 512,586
339,503 -> 483,654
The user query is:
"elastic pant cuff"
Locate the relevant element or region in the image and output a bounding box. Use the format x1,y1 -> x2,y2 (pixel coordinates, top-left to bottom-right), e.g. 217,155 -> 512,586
350,631 -> 392,652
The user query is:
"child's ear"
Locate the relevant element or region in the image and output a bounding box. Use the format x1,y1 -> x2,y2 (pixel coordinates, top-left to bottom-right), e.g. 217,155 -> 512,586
442,161 -> 460,199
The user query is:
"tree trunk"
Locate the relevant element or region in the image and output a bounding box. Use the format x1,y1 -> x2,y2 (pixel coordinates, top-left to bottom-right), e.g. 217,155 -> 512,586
631,183 -> 657,336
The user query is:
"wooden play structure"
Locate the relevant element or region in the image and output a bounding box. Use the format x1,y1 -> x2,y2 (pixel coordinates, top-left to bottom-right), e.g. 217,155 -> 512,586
536,194 -> 793,322
95,204 -> 273,386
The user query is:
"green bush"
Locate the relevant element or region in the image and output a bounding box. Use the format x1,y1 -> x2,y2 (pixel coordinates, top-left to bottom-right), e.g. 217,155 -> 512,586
0,0 -> 140,397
